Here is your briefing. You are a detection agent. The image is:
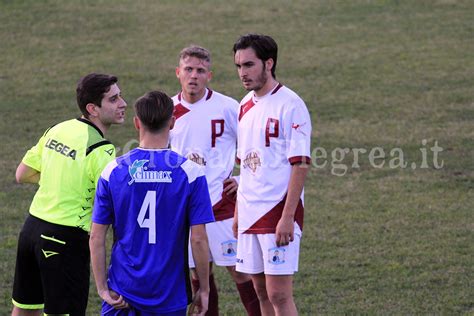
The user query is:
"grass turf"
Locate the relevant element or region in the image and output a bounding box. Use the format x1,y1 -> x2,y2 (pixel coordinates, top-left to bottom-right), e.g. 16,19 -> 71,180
0,0 -> 472,314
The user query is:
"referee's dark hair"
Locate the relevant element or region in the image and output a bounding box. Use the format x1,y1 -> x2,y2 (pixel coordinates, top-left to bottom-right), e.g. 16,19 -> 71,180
76,73 -> 118,118
233,33 -> 278,79
134,91 -> 174,132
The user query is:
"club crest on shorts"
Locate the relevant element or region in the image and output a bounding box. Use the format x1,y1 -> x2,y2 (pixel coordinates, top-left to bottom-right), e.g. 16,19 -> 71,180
243,151 -> 261,173
128,159 -> 172,185
221,239 -> 237,257
268,247 -> 286,265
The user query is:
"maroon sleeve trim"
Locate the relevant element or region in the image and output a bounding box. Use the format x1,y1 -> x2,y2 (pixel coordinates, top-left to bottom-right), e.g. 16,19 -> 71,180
288,156 -> 311,165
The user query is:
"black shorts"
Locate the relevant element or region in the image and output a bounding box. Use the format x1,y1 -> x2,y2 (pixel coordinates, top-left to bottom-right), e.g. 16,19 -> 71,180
12,215 -> 90,315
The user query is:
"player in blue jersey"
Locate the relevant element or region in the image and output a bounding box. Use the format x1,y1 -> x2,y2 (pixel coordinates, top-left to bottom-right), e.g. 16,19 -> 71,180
90,90 -> 214,316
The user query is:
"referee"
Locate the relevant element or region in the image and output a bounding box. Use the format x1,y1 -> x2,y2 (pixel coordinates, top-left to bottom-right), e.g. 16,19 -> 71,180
11,73 -> 127,316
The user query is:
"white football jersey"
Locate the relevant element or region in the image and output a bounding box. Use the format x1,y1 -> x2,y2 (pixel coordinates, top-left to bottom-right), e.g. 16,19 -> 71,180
237,83 -> 312,234
170,89 -> 239,221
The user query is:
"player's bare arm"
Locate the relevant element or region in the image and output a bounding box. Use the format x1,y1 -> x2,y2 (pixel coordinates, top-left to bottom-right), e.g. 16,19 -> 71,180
90,223 -> 129,310
276,163 -> 309,247
15,162 -> 40,184
190,224 -> 210,315
232,202 -> 239,239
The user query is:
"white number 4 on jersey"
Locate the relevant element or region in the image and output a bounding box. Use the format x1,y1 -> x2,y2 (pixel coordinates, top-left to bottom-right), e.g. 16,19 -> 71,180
137,190 -> 156,244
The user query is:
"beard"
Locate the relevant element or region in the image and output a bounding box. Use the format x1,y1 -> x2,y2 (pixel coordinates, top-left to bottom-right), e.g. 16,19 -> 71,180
245,64 -> 269,92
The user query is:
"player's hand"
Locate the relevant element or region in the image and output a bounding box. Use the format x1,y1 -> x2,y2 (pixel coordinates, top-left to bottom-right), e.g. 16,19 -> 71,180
99,289 -> 129,310
223,178 -> 238,197
275,217 -> 294,247
188,289 -> 209,316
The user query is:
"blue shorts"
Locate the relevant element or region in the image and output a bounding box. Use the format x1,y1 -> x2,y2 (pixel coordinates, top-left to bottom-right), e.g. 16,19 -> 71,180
102,301 -> 186,316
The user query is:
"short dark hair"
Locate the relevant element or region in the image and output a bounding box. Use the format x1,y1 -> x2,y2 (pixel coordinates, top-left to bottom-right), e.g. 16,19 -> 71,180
233,34 -> 278,78
76,73 -> 118,118
134,91 -> 174,132
179,45 -> 211,65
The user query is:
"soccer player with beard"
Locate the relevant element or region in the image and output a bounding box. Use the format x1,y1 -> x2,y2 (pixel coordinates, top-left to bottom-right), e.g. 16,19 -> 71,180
12,73 -> 127,315
233,34 -> 312,316
170,45 -> 261,316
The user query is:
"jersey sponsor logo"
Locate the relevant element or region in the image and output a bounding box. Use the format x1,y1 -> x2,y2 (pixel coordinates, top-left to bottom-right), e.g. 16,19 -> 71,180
187,153 -> 207,166
268,247 -> 286,265
291,122 -> 308,136
41,249 -> 59,258
221,239 -> 237,257
243,151 -> 261,173
44,138 -> 77,160
128,159 -> 172,185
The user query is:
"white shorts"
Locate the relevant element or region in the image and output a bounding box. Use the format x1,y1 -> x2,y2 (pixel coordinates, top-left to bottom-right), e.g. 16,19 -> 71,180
235,223 -> 302,275
189,218 -> 237,268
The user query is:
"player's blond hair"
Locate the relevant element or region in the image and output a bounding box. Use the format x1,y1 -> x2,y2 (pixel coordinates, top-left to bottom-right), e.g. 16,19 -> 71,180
179,45 -> 211,65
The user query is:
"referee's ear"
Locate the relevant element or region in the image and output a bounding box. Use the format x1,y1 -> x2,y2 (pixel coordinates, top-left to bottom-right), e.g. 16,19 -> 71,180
86,102 -> 99,118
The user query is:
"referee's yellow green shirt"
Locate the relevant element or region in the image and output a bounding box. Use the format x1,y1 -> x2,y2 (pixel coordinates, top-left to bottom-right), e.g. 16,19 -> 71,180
22,118 -> 116,232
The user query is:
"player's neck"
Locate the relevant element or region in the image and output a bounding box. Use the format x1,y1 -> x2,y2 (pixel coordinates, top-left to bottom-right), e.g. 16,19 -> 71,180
254,78 -> 278,98
139,131 -> 169,150
182,88 -> 206,104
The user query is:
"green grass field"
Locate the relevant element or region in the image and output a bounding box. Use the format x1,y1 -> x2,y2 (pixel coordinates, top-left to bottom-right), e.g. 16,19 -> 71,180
1,0 -> 472,314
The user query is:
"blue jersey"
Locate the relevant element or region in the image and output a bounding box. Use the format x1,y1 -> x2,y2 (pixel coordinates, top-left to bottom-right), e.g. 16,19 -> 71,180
92,148 -> 214,313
